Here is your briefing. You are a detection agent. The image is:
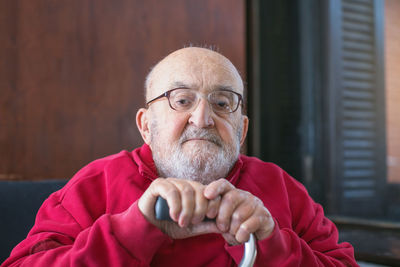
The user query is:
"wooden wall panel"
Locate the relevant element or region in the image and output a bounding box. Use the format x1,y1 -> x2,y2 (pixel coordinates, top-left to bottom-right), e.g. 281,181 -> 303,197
0,0 -> 246,180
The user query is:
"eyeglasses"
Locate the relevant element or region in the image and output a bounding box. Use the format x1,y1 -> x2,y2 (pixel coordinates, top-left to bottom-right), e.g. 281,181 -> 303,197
146,88 -> 243,114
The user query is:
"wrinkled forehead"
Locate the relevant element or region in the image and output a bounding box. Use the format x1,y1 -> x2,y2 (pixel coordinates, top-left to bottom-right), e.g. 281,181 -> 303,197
146,48 -> 244,101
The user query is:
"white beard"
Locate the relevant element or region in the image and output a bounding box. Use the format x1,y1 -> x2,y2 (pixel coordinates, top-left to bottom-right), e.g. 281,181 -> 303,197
150,124 -> 241,185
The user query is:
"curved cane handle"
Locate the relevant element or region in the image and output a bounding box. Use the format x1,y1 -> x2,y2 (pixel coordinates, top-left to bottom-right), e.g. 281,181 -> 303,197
155,197 -> 257,267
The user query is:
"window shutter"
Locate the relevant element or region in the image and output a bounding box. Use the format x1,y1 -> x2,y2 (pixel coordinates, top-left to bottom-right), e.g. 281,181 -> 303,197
327,0 -> 386,217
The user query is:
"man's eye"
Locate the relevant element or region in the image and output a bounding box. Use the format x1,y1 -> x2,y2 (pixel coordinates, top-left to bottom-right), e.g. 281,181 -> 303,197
216,100 -> 229,107
175,97 -> 192,107
213,98 -> 231,111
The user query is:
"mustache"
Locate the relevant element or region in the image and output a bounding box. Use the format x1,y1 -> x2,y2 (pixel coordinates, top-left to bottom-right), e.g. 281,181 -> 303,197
179,127 -> 223,147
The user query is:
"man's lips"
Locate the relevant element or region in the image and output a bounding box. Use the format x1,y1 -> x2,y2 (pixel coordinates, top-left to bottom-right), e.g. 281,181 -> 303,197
183,138 -> 213,143
181,138 -> 221,147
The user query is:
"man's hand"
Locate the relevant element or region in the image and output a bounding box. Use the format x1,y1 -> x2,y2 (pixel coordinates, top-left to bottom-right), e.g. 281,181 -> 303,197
138,178 -> 221,239
205,179 -> 275,245
138,177 -> 275,244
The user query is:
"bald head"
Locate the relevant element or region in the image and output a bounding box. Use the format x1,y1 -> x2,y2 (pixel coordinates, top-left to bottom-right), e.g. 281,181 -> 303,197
144,47 -> 244,102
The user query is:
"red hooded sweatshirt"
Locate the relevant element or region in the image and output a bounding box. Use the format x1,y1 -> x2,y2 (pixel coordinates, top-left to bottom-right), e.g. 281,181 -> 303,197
2,144 -> 357,266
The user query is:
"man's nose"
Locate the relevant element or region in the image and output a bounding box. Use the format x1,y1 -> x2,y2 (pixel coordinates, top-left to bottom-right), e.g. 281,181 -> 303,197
188,98 -> 215,128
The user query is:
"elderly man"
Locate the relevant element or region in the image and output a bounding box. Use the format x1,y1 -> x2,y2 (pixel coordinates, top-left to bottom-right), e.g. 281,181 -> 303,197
2,47 -> 357,266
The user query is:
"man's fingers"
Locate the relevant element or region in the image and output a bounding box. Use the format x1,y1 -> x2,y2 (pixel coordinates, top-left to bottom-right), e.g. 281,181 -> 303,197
222,232 -> 240,246
166,179 -> 196,227
254,207 -> 275,241
191,184 -> 208,224
204,179 -> 276,244
187,221 -> 221,237
228,199 -> 255,236
164,178 -> 210,227
227,203 -> 275,243
215,190 -> 244,232
206,195 -> 221,219
141,177 -> 275,243
150,178 -> 182,221
204,178 -> 234,199
234,212 -> 264,243
235,208 -> 274,243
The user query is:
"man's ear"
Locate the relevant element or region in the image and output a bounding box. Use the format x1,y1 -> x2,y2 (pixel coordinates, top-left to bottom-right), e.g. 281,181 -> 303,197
239,115 -> 249,146
136,108 -> 151,144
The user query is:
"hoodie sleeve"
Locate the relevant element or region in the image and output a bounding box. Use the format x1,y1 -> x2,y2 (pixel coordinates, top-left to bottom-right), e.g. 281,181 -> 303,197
225,205 -> 357,267
224,166 -> 358,267
1,171 -> 171,267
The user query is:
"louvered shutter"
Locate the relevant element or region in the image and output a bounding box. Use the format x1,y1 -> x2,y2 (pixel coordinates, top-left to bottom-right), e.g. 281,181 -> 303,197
327,0 -> 386,217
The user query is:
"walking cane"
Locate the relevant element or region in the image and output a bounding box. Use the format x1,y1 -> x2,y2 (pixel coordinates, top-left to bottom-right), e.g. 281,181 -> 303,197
155,197 -> 257,267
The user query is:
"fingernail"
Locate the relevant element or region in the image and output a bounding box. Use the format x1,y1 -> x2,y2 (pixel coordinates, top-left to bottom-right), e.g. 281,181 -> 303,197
179,216 -> 187,227
172,212 -> 179,222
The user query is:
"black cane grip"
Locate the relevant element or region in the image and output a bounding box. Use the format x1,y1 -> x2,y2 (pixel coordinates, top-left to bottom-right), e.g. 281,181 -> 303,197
155,196 -> 213,222
155,196 -> 173,221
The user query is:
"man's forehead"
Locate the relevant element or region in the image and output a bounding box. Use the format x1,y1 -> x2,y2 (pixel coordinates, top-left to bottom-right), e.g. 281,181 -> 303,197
146,48 -> 243,99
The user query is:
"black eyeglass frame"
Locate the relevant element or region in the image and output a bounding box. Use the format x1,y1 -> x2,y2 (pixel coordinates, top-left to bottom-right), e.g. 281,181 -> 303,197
146,88 -> 243,114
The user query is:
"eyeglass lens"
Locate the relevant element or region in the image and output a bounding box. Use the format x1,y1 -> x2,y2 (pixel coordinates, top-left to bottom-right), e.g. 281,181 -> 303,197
169,89 -> 239,113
